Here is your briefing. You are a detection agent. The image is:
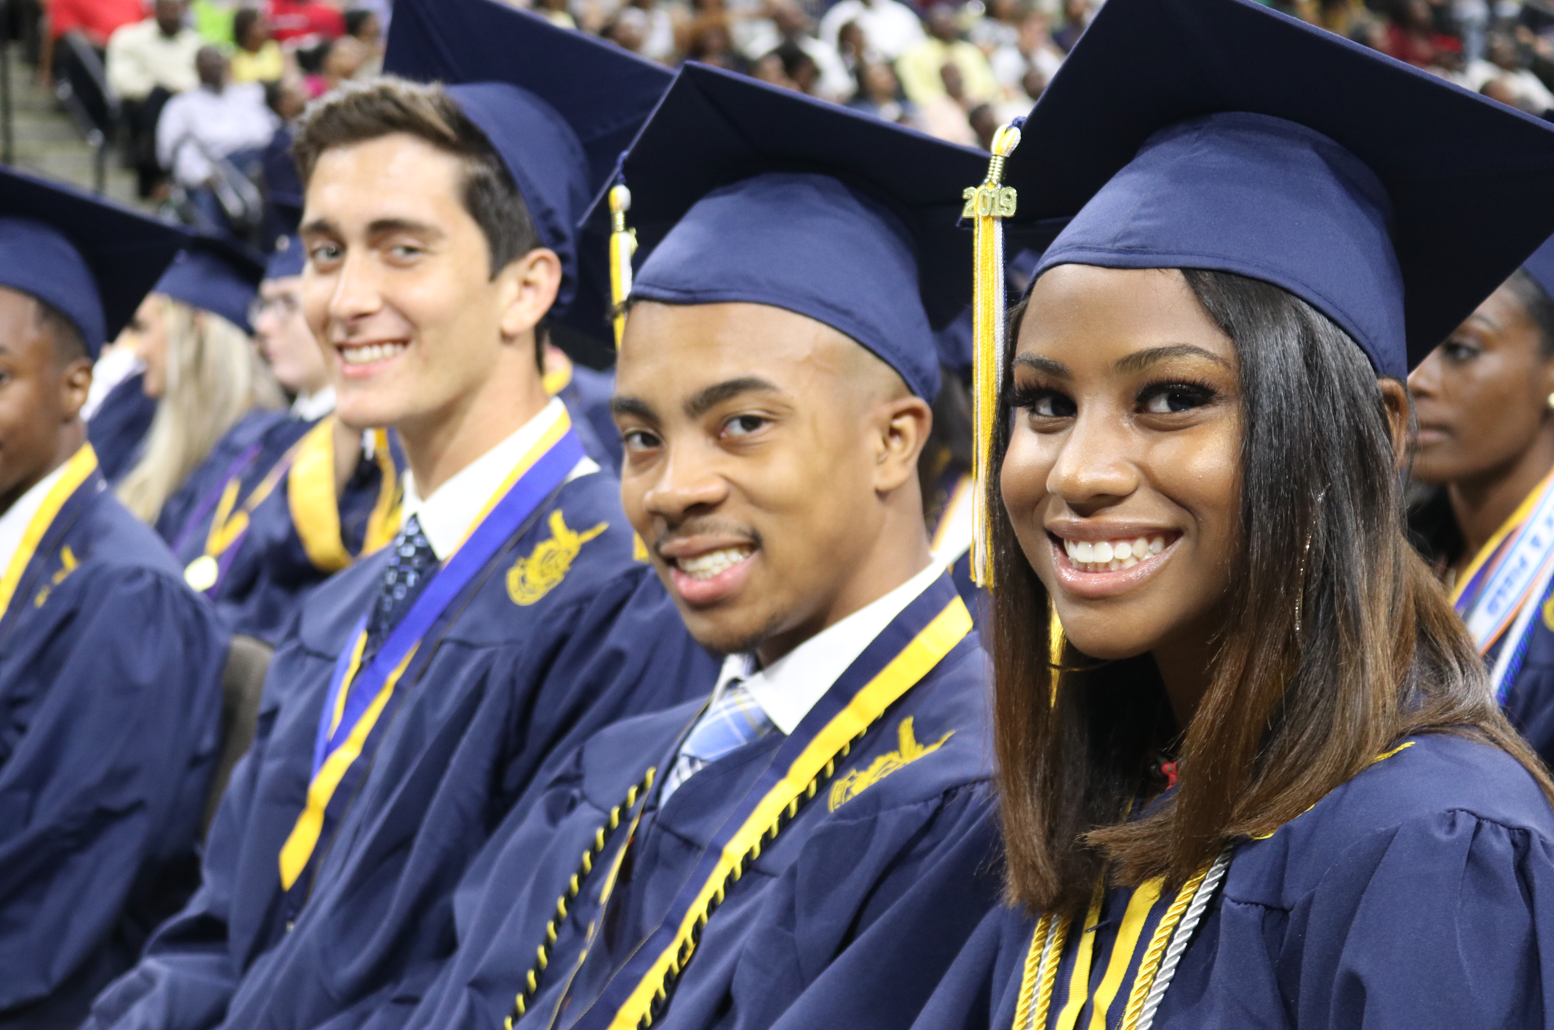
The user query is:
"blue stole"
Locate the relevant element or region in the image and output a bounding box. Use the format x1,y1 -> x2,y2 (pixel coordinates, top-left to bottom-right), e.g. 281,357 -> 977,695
276,416 -> 586,903
560,577 -> 973,1030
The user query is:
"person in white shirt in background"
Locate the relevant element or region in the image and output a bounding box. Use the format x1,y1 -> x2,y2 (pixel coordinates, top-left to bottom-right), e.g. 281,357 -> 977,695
988,6 -> 1063,102
819,0 -> 924,62
156,46 -> 279,194
1465,30 -> 1554,115
739,0 -> 854,102
106,0 -> 203,198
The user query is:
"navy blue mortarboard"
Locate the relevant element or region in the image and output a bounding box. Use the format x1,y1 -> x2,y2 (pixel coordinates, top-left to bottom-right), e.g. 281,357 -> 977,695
585,63 -> 988,401
383,0 -> 673,351
1521,236 -> 1554,303
266,234 -> 306,281
0,166 -> 186,358
997,0 -> 1554,379
154,234 -> 266,334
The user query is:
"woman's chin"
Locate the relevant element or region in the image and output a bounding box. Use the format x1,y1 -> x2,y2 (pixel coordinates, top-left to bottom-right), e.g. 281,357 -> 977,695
1060,632 -> 1157,663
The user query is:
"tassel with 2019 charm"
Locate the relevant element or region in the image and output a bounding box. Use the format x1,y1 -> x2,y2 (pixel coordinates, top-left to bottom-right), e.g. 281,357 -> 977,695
962,121 -> 1022,589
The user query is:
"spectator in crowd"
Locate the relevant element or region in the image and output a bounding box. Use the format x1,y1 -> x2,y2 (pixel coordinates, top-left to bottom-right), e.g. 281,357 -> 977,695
836,18 -> 869,71
1466,31 -> 1554,113
623,0 -> 679,62
989,7 -> 1063,100
228,7 -> 286,83
968,0 -> 1022,53
302,34 -> 367,97
1050,0 -> 1090,52
269,0 -> 346,42
741,0 -> 853,101
683,15 -> 745,70
603,7 -> 650,54
1383,0 -> 1463,70
897,4 -> 997,108
344,7 -> 385,74
916,59 -> 978,143
848,58 -> 916,123
819,0 -> 924,62
41,0 -> 143,85
156,45 -> 278,209
106,0 -> 203,198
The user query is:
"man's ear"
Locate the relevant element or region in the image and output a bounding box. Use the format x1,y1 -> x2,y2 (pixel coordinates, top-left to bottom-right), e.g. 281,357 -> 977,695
59,357 -> 92,423
1377,377 -> 1411,471
873,394 -> 933,494
497,248 -> 563,341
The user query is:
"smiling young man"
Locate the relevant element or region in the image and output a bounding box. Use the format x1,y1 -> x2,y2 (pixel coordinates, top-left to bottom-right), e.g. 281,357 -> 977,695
393,65 -> 1004,1030
0,169 -> 231,1028
84,5 -> 708,1030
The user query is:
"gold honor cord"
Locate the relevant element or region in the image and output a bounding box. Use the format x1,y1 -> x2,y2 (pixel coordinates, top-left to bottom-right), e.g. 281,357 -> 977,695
506,766 -> 658,1029
963,123 -> 1021,589
609,184 -> 637,350
1008,847 -> 1234,1030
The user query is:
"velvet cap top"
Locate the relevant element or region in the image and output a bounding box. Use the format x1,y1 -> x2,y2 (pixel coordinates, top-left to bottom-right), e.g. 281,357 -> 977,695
384,0 -> 672,339
154,234 -> 267,334
1007,0 -> 1554,377
0,166 -> 186,357
588,63 -> 988,400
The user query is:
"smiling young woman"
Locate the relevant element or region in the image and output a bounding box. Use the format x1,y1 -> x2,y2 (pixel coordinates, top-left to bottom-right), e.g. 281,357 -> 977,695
909,0 -> 1554,1027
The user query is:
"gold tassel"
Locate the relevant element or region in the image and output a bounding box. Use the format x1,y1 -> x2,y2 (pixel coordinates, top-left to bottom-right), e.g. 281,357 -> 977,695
609,183 -> 637,350
962,124 -> 1022,588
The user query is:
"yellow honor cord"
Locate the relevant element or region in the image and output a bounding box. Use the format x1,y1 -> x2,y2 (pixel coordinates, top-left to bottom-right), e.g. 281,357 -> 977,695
964,123 -> 1022,589
609,184 -> 637,351
0,445 -> 97,619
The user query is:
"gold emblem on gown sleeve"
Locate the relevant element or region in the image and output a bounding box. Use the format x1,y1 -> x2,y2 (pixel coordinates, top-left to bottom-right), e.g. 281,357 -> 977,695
506,510 -> 607,606
828,716 -> 954,811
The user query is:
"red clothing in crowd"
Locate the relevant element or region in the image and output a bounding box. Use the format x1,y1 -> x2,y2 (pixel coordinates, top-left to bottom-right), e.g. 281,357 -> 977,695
267,0 -> 345,41
1384,23 -> 1462,68
48,0 -> 145,44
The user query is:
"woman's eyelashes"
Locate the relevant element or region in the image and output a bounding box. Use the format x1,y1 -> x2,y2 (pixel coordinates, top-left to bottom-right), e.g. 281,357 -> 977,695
1008,377 -> 1223,421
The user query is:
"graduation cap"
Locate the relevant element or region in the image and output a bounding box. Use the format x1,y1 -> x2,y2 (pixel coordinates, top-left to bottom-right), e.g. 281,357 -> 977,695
585,62 -> 989,401
383,0 -> 673,353
1522,236 -> 1554,303
959,0 -> 1554,586
266,234 -> 306,281
154,234 -> 267,335
997,0 -> 1554,378
0,165 -> 186,358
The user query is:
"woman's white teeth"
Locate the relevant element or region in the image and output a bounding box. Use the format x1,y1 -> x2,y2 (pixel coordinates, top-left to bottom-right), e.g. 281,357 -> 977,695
1062,536 -> 1167,573
340,342 -> 408,365
678,547 -> 752,581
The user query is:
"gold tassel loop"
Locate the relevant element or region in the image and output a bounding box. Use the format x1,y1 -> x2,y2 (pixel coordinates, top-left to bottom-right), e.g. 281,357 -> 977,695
609,183 -> 637,350
962,123 -> 1021,588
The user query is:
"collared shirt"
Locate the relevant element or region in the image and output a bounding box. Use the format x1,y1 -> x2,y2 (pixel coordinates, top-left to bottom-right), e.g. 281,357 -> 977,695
291,386 -> 336,421
399,397 -> 598,560
156,82 -> 279,188
105,19 -> 201,101
0,455 -> 73,576
709,558 -> 945,736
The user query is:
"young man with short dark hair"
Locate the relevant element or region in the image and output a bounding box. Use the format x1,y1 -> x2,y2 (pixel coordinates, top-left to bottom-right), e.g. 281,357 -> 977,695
87,6 -> 703,1030
399,64 -> 1004,1030
0,170 -> 231,1027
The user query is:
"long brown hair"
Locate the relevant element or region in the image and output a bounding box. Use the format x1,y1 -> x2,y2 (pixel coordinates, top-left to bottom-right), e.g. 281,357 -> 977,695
992,268 -> 1554,915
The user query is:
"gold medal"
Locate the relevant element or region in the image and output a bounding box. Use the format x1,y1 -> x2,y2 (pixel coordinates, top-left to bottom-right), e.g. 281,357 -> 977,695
184,554 -> 219,592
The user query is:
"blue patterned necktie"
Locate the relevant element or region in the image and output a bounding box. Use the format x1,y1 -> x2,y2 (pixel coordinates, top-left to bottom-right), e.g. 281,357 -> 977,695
660,679 -> 776,804
364,514 -> 438,654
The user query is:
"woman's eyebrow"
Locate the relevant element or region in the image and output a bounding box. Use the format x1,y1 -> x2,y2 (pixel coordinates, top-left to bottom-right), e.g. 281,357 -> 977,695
1113,344 -> 1231,374
1012,353 -> 1071,379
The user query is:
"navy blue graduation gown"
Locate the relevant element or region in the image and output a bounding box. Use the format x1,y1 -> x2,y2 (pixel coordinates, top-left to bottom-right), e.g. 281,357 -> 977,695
0,447 -> 227,1027
1490,597 -> 1554,770
159,412 -> 403,644
87,372 -> 157,484
86,465 -> 716,1030
915,731 -> 1554,1030
403,573 -> 1001,1030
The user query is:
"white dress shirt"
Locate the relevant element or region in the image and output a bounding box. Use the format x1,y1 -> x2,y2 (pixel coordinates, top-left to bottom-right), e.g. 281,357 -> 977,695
399,398 -> 598,560
0,458 -> 73,576
156,82 -> 279,188
818,0 -> 925,61
709,559 -> 945,735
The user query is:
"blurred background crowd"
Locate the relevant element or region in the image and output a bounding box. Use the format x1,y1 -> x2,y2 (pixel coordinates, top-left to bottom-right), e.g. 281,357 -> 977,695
2,0 -> 1554,236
